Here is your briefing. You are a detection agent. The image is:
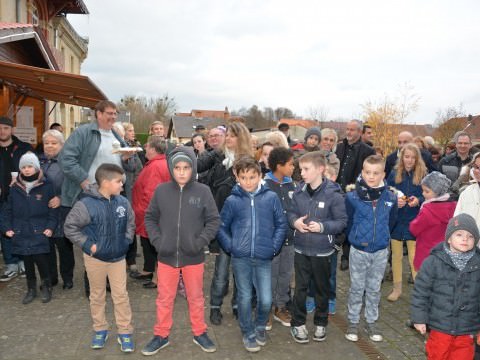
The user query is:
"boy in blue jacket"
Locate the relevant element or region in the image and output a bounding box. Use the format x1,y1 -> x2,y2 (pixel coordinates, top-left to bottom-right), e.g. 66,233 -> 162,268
288,151 -> 347,344
345,155 -> 398,343
64,163 -> 136,353
218,156 -> 288,353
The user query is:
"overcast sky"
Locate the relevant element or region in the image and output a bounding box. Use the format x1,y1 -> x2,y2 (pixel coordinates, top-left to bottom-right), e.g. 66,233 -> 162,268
68,0 -> 480,124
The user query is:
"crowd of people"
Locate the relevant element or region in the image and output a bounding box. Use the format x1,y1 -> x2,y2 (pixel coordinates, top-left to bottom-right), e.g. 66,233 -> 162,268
1,100 -> 480,359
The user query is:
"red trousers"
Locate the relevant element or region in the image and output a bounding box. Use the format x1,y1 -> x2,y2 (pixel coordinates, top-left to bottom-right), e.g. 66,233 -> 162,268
426,329 -> 474,360
153,262 -> 207,337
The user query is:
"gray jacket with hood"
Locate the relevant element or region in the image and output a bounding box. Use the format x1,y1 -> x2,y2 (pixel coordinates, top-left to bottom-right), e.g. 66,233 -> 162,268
144,147 -> 220,267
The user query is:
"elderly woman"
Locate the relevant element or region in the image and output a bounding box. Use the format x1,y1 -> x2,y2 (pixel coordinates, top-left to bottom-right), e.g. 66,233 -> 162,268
319,128 -> 340,176
39,129 -> 74,289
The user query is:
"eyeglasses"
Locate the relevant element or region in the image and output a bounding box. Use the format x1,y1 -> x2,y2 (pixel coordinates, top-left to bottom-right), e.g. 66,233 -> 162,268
102,111 -> 118,116
208,134 -> 222,138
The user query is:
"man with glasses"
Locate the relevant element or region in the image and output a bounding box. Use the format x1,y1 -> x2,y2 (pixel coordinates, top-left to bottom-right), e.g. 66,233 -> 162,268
206,127 -> 226,151
438,131 -> 474,183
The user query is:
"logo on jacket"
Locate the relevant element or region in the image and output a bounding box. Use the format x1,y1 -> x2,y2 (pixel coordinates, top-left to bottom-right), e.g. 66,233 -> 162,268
189,196 -> 201,208
116,206 -> 126,218
35,194 -> 43,201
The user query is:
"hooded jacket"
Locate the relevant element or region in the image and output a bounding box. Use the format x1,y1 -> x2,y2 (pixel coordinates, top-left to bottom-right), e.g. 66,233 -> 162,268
288,179 -> 347,256
410,199 -> 457,270
217,183 -> 288,259
144,147 -> 220,267
64,185 -> 135,262
0,172 -> 58,255
411,243 -> 480,336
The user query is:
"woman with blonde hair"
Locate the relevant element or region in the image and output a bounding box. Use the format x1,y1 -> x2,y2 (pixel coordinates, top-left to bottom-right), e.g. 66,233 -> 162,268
197,121 -> 252,325
386,143 -> 427,302
264,131 -> 289,149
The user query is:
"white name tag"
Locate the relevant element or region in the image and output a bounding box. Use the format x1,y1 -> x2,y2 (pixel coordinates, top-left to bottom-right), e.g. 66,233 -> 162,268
318,202 -> 325,208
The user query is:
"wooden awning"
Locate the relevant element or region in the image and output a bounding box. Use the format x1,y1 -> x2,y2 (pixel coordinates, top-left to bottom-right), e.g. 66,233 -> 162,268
0,60 -> 107,108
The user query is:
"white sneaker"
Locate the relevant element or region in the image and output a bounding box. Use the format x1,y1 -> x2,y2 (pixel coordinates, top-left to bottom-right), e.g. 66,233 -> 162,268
366,323 -> 383,342
290,325 -> 309,344
345,323 -> 359,342
313,326 -> 326,341
0,268 -> 18,282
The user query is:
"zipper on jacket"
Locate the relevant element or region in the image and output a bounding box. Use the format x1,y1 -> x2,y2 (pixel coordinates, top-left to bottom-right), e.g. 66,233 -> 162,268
372,204 -> 376,251
176,188 -> 183,267
250,196 -> 255,258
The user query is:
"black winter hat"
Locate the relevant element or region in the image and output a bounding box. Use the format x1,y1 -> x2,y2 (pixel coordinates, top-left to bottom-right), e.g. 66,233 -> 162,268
445,213 -> 480,246
0,116 -> 13,127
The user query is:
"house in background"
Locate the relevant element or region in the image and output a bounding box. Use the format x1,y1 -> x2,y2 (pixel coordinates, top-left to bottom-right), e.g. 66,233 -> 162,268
0,0 -> 105,141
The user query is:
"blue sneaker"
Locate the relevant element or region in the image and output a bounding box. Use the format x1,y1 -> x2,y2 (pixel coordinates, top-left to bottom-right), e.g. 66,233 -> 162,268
193,332 -> 216,353
306,296 -> 315,313
256,329 -> 267,346
141,336 -> 169,356
91,330 -> 108,349
329,299 -> 336,315
117,334 -> 134,353
243,335 -> 261,352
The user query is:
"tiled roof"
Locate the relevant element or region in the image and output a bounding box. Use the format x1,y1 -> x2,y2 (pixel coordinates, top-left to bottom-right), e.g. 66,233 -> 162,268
279,119 -> 318,128
0,22 -> 34,30
168,116 -> 226,139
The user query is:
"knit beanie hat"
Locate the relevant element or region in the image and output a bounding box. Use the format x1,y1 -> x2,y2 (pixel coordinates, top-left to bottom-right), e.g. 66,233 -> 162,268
0,116 -> 13,127
421,171 -> 451,196
168,150 -> 193,175
445,213 -> 480,246
304,127 -> 322,142
19,152 -> 40,171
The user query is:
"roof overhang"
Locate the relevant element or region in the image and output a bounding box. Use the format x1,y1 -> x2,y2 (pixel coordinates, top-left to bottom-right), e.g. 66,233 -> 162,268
0,60 -> 107,108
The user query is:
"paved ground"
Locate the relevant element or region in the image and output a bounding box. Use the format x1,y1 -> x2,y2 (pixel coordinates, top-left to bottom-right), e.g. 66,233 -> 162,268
0,246 -> 426,359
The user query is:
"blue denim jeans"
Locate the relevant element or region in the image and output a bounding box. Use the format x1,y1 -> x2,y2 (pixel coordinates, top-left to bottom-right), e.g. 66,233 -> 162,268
1,234 -> 20,266
210,249 -> 237,309
231,257 -> 272,338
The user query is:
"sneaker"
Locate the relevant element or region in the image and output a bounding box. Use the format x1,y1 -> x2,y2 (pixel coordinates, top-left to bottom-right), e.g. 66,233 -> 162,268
243,335 -> 261,352
345,323 -> 359,342
366,322 -> 383,342
0,269 -> 18,282
313,326 -> 326,341
328,299 -> 336,315
91,330 -> 109,349
274,307 -> 291,327
141,336 -> 169,356
290,325 -> 309,344
22,288 -> 36,304
210,308 -> 222,325
266,310 -> 273,331
193,332 -> 216,353
256,329 -> 267,346
306,296 -> 315,313
117,334 -> 134,353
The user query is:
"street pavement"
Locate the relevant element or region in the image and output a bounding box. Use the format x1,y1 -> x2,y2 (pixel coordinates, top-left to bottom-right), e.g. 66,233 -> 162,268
0,247 -> 426,360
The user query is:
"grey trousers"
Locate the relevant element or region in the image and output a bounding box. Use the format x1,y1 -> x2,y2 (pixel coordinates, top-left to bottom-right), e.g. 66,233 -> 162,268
271,245 -> 295,308
347,246 -> 388,324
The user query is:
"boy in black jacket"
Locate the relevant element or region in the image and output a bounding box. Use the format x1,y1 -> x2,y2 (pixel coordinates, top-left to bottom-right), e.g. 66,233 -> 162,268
411,213 -> 480,360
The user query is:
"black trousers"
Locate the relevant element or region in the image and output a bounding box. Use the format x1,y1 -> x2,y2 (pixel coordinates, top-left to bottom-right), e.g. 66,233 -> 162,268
291,252 -> 331,327
24,253 -> 50,288
126,236 -> 138,266
140,236 -> 157,273
48,237 -> 75,283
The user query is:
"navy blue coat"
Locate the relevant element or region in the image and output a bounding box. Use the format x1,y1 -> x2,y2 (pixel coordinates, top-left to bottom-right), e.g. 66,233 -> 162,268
288,179 -> 347,256
387,170 -> 424,241
0,175 -> 58,255
218,183 -> 288,260
411,243 -> 480,336
346,185 -> 398,253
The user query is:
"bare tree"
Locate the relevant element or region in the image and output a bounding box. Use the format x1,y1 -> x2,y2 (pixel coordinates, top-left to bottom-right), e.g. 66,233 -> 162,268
307,105 -> 329,122
433,104 -> 467,146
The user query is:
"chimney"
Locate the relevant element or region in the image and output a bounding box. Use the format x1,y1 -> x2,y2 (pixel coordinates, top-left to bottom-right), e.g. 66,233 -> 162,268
224,106 -> 229,121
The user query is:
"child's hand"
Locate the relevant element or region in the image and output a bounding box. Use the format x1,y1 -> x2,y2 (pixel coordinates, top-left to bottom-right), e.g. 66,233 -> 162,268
5,230 -> 14,237
408,196 -> 419,207
294,215 -> 310,233
414,323 -> 426,335
48,196 -> 61,208
397,196 -> 407,208
307,221 -> 323,233
90,244 -> 97,254
43,229 -> 53,237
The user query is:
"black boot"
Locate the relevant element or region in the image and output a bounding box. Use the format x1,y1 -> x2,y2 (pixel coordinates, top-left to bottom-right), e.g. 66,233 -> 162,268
41,280 -> 52,303
210,308 -> 223,325
22,288 -> 37,304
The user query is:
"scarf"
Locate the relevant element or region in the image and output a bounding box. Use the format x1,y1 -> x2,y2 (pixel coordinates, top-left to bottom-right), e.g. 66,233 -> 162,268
355,175 -> 386,201
222,149 -> 235,170
420,193 -> 450,209
443,243 -> 475,271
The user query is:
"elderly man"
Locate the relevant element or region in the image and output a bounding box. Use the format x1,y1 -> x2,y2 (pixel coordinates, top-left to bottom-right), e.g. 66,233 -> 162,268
437,131 -> 474,183
385,131 -> 436,178
336,120 -> 375,271
206,127 -> 226,151
0,116 -> 33,281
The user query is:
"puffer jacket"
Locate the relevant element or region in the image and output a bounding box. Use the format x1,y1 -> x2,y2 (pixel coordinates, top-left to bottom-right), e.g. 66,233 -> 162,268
411,243 -> 480,335
387,170 -> 424,240
0,172 -> 58,255
217,183 -> 288,259
64,185 -> 135,262
346,183 -> 398,253
288,179 -> 347,256
145,147 -> 220,267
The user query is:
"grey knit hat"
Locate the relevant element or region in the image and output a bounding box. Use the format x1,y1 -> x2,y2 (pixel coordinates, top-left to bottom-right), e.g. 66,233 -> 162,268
304,127 -> 321,142
19,152 -> 40,171
445,213 -> 480,246
421,171 -> 451,196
